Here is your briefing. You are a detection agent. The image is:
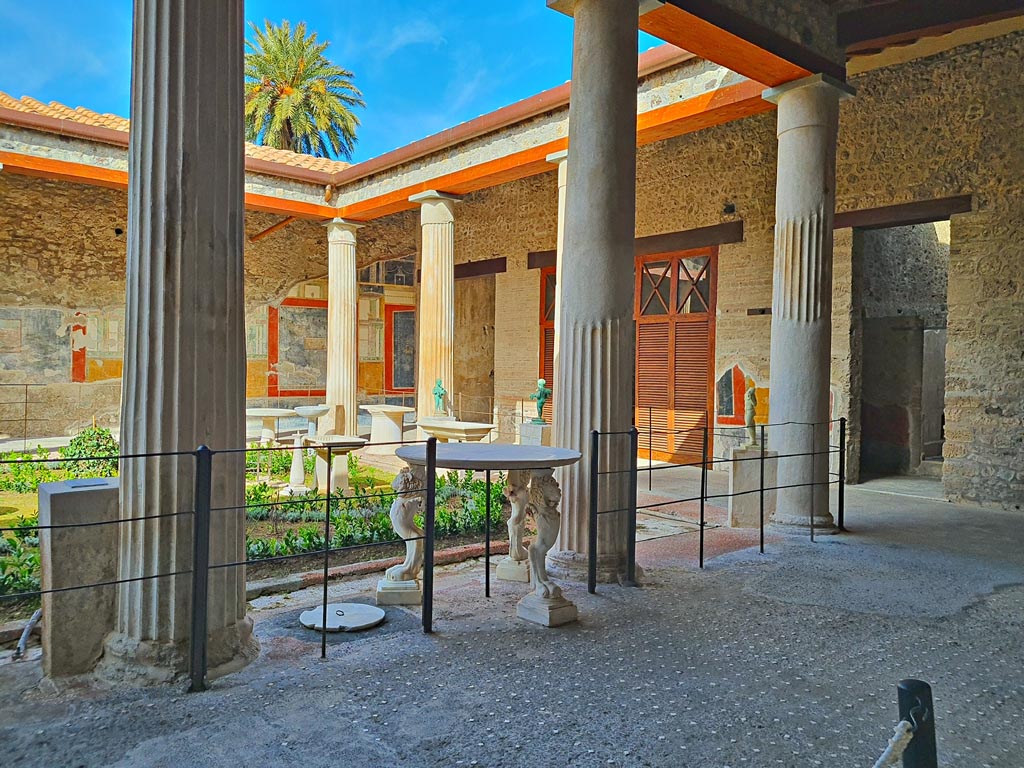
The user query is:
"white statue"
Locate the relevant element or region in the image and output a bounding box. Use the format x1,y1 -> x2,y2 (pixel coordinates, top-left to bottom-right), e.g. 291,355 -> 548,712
503,469 -> 531,564
744,385 -> 758,447
526,469 -> 563,600
383,466 -> 425,583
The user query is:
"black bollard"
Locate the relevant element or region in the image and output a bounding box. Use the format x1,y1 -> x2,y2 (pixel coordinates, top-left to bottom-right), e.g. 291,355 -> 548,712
898,679 -> 938,768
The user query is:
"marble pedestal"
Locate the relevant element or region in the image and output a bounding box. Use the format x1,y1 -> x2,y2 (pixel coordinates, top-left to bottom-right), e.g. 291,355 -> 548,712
375,579 -> 423,606
361,405 -> 414,454
519,422 -> 551,447
495,556 -> 531,583
38,478 -> 119,677
516,592 -> 579,627
728,446 -> 778,528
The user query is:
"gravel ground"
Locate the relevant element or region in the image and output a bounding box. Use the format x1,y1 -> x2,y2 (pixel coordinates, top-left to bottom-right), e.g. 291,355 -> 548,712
1,485 -> 1022,767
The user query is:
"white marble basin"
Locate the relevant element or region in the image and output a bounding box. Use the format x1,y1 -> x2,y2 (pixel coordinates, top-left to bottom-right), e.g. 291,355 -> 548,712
416,418 -> 496,443
294,405 -> 330,420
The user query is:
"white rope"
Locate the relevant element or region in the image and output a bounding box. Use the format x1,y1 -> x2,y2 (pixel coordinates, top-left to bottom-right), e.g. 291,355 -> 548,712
871,720 -> 915,768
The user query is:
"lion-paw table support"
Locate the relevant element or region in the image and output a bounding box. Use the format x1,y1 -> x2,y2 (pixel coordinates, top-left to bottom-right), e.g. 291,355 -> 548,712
375,464 -> 428,606
394,443 -> 582,627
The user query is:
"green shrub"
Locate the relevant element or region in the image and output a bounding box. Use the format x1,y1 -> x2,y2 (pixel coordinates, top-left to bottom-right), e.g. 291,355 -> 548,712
60,426 -> 119,477
0,447 -> 59,493
0,536 -> 40,600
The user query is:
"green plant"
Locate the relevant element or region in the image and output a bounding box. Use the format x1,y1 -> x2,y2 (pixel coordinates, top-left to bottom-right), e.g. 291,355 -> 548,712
0,536 -> 41,601
0,449 -> 59,493
60,426 -> 119,477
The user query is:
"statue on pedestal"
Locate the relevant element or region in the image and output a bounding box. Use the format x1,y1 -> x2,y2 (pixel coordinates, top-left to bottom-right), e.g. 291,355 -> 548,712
529,378 -> 552,424
744,386 -> 758,447
432,378 -> 447,415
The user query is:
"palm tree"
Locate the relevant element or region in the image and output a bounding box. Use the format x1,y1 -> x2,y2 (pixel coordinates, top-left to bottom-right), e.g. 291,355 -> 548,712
244,20 -> 364,159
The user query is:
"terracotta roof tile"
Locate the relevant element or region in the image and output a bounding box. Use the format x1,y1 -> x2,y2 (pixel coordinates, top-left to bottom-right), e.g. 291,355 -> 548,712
0,91 -> 349,175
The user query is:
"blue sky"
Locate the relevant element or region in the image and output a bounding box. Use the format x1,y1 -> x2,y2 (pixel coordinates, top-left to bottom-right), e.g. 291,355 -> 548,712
0,1 -> 662,163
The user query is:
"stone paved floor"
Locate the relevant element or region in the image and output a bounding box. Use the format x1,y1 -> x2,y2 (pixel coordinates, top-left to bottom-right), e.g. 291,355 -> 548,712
1,487 -> 1022,767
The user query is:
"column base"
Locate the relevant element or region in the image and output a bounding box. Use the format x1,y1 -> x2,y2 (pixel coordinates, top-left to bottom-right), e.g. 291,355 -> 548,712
98,615 -> 257,685
769,511 -> 839,535
495,556 -> 531,583
375,578 -> 422,606
516,592 -> 578,627
546,549 -> 640,585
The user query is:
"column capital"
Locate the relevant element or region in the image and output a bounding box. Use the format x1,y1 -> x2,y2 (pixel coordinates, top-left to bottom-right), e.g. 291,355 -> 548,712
762,73 -> 855,106
408,190 -> 462,205
326,218 -> 363,244
545,149 -> 569,166
410,190 -> 461,225
548,0 -> 661,18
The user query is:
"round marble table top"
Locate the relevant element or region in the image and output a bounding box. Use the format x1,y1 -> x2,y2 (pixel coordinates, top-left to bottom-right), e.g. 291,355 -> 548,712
360,404 -> 415,413
303,435 -> 367,449
293,405 -> 330,419
396,443 -> 581,470
245,407 -> 297,418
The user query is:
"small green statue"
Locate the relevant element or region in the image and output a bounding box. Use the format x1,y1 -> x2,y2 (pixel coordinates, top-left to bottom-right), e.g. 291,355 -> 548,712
432,378 -> 447,415
529,378 -> 552,424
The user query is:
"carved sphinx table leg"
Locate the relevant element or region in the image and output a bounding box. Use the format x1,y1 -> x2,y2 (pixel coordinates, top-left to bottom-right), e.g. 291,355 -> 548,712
495,469 -> 531,583
516,467 -> 578,627
376,463 -> 427,606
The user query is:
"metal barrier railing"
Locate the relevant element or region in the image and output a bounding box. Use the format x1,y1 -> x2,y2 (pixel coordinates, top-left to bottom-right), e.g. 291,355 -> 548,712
587,417 -> 848,591
0,436 -> 442,693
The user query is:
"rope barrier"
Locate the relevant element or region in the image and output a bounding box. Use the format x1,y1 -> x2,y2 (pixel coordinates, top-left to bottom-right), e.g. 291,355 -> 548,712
871,720 -> 915,768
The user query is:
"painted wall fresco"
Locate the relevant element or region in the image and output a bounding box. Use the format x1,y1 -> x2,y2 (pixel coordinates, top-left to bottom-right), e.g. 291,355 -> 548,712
0,308 -> 72,384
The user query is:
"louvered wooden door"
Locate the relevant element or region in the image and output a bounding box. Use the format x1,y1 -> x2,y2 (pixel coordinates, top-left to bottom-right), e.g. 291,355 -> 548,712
635,250 -> 716,465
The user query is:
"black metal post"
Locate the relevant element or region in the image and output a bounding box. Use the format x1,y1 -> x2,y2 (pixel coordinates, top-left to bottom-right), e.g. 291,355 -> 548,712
189,446 -> 213,693
759,424 -> 765,554
321,445 -> 332,659
898,679 -> 938,768
587,430 -> 599,594
422,438 -> 437,633
625,427 -> 639,587
699,425 -> 707,569
648,406 -> 653,492
838,417 -> 847,531
809,423 -> 815,543
484,468 -> 491,598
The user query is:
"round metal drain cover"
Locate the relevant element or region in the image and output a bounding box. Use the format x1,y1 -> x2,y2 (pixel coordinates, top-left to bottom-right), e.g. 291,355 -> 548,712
299,603 -> 386,633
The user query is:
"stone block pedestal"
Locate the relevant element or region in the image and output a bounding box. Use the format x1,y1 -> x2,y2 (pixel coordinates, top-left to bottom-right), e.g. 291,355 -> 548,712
516,593 -> 578,627
495,556 -> 530,583
38,478 -> 119,677
375,578 -> 422,606
518,422 -> 551,447
727,446 -> 777,528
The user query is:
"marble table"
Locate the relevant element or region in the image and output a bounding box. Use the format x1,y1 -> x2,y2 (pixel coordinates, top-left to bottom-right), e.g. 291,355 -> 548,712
416,418 -> 496,443
360,404 -> 414,454
302,435 -> 367,494
392,443 -> 582,627
245,407 -> 297,442
294,404 -> 330,437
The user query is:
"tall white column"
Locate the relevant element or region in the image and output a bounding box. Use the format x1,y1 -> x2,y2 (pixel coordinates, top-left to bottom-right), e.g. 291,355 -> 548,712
763,74 -> 853,532
410,190 -> 460,421
325,219 -> 361,436
548,0 -> 638,583
103,0 -> 254,680
547,149 -> 569,401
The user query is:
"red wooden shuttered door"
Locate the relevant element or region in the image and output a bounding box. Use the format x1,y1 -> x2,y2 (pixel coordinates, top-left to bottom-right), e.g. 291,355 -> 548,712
539,267 -> 556,422
635,249 -> 717,465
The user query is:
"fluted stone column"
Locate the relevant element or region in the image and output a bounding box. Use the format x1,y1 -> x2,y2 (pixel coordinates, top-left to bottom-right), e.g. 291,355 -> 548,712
410,190 -> 459,422
325,219 -> 361,436
548,0 -> 638,583
763,74 -> 853,532
102,0 -> 255,681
